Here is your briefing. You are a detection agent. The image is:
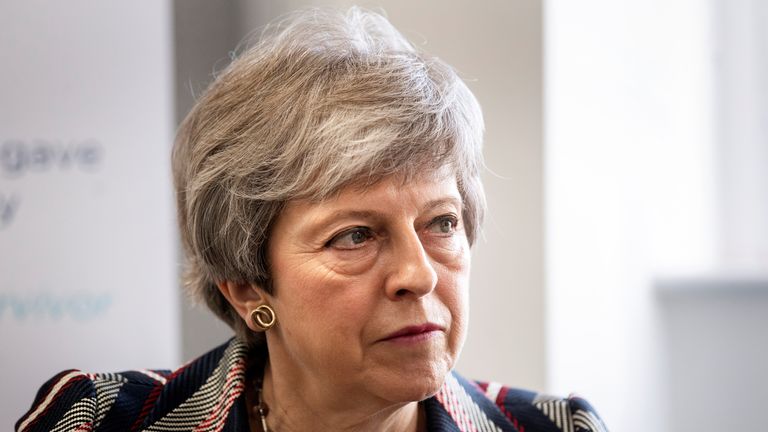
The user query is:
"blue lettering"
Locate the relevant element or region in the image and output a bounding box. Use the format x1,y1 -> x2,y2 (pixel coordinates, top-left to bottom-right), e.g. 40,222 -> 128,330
9,295 -> 30,320
0,292 -> 113,321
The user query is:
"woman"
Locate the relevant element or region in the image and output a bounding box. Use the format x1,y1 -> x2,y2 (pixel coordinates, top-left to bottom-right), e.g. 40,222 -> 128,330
17,7 -> 607,432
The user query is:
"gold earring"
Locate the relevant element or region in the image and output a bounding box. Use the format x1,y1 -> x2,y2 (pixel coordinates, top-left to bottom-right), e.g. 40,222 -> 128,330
250,304 -> 276,331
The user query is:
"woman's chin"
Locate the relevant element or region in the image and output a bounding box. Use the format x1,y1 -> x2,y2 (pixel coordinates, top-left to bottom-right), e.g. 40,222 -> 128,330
368,364 -> 450,403
380,381 -> 444,403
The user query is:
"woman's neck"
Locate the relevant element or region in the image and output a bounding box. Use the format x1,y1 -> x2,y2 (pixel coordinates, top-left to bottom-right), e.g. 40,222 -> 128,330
251,362 -> 425,432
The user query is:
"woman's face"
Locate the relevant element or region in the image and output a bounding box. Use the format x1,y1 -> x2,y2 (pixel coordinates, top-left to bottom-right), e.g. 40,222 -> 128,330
263,172 -> 471,404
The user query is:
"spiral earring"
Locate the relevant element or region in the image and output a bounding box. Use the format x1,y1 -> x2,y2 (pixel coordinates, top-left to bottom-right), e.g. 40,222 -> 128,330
250,304 -> 276,331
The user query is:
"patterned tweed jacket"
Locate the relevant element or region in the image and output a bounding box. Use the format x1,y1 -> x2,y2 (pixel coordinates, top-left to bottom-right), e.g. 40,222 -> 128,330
16,339 -> 608,432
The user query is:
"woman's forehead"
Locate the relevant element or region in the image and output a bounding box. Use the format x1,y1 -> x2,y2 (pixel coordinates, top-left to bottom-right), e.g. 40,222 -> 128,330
283,173 -> 462,219
307,163 -> 458,200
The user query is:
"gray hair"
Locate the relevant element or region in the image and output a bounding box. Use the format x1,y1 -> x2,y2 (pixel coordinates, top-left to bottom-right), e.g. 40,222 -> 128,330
172,7 -> 485,347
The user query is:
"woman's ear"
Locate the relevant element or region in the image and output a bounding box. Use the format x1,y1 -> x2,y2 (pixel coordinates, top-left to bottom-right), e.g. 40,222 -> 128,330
216,281 -> 270,331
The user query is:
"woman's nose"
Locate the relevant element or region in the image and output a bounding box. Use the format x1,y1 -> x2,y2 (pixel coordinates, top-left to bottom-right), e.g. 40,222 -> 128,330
384,230 -> 438,300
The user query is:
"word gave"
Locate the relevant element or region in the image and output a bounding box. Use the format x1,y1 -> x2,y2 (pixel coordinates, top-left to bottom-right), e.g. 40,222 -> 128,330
0,193 -> 20,229
1,138 -> 103,178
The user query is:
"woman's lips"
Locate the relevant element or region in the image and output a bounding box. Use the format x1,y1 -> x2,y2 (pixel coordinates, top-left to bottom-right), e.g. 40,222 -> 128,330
379,323 -> 444,344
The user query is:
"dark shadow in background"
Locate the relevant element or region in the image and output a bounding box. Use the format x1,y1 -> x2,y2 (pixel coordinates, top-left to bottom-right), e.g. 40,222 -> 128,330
174,0 -> 242,360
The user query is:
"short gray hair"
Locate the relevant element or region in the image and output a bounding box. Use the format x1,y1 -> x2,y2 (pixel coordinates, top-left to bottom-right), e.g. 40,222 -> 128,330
172,7 -> 486,347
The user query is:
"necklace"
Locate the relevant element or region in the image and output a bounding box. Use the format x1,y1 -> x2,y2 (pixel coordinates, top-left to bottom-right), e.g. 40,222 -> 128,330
253,376 -> 270,432
255,383 -> 270,432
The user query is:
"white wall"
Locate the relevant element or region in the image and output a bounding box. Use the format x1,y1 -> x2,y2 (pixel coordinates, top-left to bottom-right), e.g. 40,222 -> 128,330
547,2 -> 768,430
545,1 -> 716,431
0,1 -> 177,428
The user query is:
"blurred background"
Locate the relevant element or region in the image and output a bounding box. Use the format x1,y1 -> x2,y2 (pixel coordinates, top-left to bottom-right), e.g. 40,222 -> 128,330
1,1 -> 766,431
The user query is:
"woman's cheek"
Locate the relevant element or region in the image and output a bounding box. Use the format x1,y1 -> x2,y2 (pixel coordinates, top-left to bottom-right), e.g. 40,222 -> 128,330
424,235 -> 469,268
323,245 -> 380,276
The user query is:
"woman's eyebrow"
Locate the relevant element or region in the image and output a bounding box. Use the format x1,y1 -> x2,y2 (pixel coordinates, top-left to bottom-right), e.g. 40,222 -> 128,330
306,210 -> 385,231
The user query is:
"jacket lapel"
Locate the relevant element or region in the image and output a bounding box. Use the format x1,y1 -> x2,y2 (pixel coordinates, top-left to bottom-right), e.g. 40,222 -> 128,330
424,372 -> 519,432
141,339 -> 248,431
145,340 -> 519,432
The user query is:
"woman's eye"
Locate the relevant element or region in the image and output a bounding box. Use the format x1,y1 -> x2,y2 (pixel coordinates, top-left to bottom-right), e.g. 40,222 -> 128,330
429,216 -> 459,234
328,227 -> 373,249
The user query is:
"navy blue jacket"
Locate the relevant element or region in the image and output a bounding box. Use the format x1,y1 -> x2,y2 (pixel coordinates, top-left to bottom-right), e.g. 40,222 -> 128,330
17,339 -> 607,431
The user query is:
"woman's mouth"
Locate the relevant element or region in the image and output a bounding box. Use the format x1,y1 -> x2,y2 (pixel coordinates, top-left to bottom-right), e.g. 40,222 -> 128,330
379,323 -> 444,344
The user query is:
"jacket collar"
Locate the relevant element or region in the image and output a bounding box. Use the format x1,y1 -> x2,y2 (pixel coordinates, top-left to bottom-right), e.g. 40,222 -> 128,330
146,338 -> 516,432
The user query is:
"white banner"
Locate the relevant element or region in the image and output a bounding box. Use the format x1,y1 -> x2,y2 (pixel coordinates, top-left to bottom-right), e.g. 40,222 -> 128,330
0,1 -> 178,428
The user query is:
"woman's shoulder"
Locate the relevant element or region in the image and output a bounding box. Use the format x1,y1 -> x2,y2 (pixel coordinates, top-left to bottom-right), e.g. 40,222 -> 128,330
474,380 -> 608,432
15,368 -> 172,432
16,339 -> 248,432
425,371 -> 609,432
